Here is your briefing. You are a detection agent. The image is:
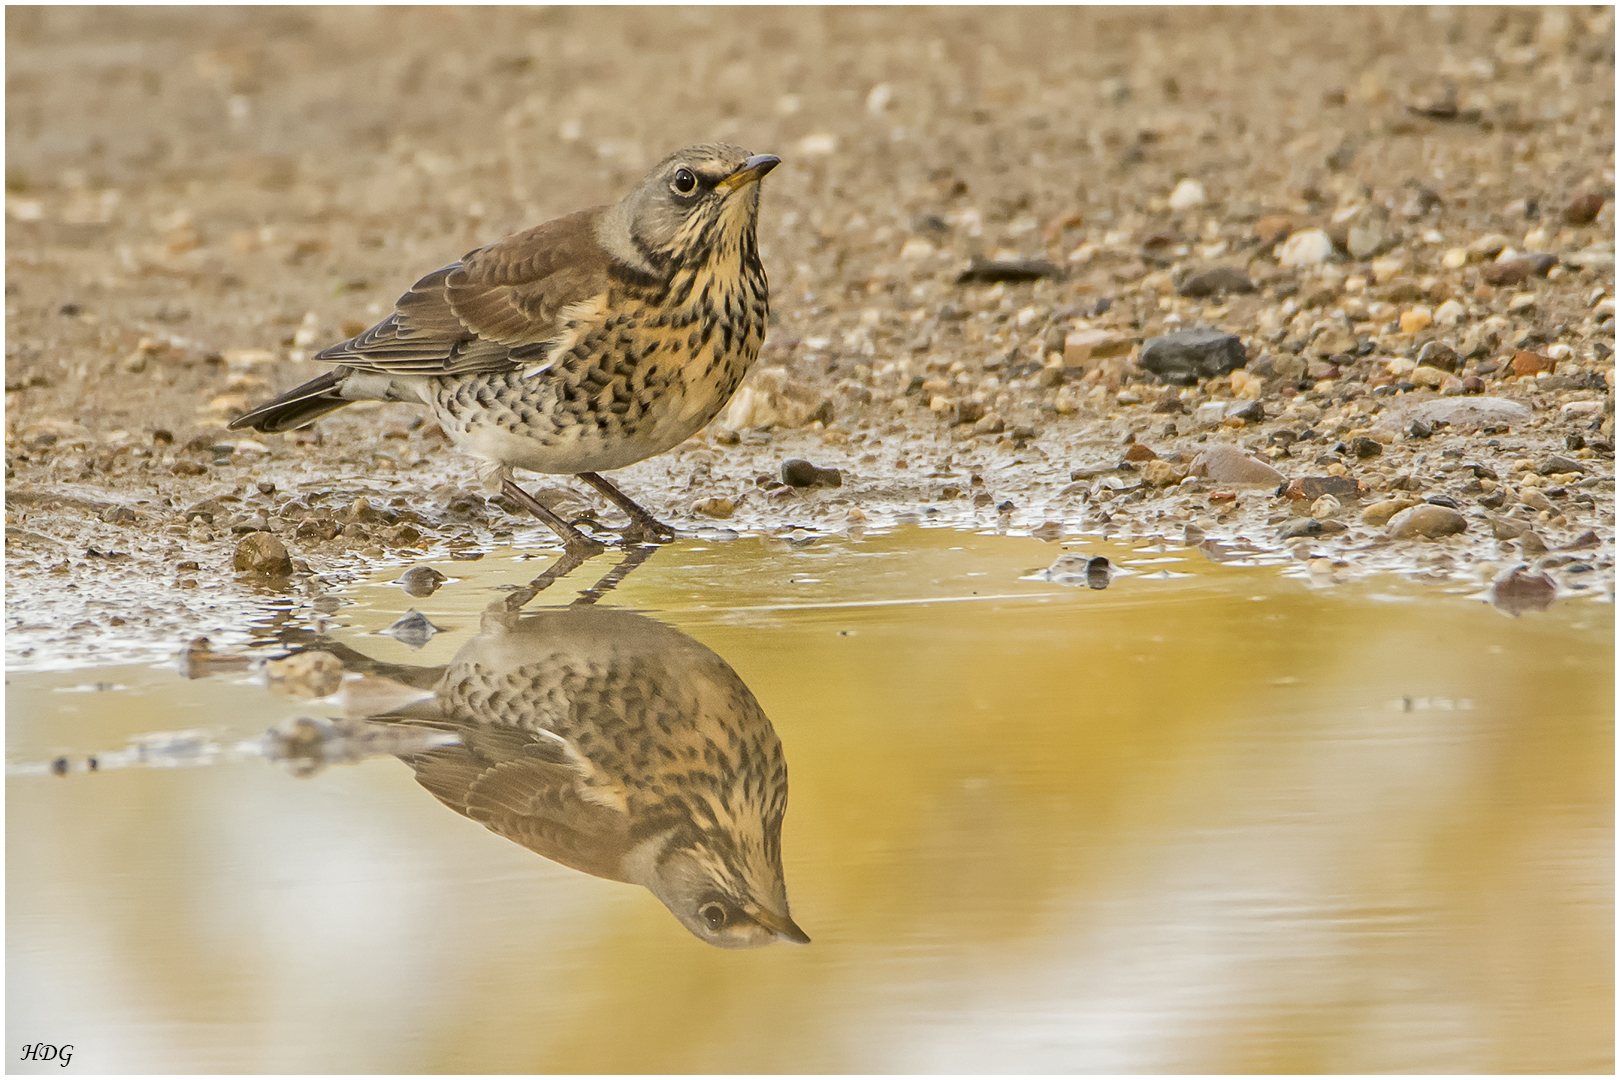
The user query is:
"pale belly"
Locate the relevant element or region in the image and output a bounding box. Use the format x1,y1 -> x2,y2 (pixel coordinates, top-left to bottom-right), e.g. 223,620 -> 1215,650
431,366 -> 744,478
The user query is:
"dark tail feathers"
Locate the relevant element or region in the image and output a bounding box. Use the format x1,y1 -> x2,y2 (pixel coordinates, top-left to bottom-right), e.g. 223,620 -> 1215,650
229,369 -> 350,433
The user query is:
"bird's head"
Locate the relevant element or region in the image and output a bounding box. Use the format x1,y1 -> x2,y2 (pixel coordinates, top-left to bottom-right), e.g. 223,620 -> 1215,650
598,143 -> 780,274
639,833 -> 811,949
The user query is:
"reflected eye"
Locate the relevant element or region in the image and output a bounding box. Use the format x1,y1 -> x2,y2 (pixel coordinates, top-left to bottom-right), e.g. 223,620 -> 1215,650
699,902 -> 728,930
672,167 -> 697,195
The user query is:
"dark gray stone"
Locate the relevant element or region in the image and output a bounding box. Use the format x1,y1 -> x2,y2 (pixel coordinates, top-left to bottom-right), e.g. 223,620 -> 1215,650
1139,329 -> 1248,385
782,459 -> 843,488
1178,266 -> 1256,297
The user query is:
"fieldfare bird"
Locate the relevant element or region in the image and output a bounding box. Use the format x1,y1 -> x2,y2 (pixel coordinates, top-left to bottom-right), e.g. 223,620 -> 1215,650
231,143 -> 780,551
348,602 -> 809,948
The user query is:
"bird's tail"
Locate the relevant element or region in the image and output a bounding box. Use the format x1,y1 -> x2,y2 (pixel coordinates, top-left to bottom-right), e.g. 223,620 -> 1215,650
229,369 -> 350,433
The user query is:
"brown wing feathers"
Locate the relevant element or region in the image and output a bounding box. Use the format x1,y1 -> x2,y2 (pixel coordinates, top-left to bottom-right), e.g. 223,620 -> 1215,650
316,209 -> 611,376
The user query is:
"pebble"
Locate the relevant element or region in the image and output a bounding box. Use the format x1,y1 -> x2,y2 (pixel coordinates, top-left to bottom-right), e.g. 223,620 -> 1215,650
1403,396 -> 1532,431
265,651 -> 345,698
1284,475 -> 1362,502
1488,514 -> 1530,540
233,533 -> 293,576
1063,328 -> 1131,368
691,496 -> 736,518
1511,350 -> 1555,376
395,566 -> 447,597
1277,229 -> 1334,267
1417,341 -> 1460,371
1386,504 -> 1468,539
1481,259 -> 1531,286
1190,443 -> 1285,486
972,413 -> 1006,436
383,610 -> 441,650
1491,567 -> 1556,616
1349,436 -> 1383,459
956,257 -> 1061,284
1139,329 -> 1247,385
1141,459 -> 1189,487
1433,298 -> 1467,325
1168,178 -> 1206,210
1178,266 -> 1255,297
1399,307 -> 1433,334
781,458 -> 843,488
1563,192 -> 1606,226
1310,494 -> 1342,520
1363,498 -> 1421,526
1409,366 -> 1449,389
1278,517 -> 1326,540
1518,531 -> 1549,556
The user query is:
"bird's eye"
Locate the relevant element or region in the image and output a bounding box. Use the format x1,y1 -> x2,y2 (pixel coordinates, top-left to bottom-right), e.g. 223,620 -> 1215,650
672,167 -> 697,195
699,902 -> 728,930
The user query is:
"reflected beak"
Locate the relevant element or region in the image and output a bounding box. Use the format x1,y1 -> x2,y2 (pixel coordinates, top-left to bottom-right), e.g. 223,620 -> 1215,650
717,154 -> 781,191
752,907 -> 811,944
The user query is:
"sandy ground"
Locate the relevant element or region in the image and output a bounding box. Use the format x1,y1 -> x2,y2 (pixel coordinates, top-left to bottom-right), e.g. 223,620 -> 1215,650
5,7 -> 1615,667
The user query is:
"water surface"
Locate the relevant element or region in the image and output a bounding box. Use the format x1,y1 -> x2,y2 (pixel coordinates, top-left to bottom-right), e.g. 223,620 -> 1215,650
7,527 -> 1613,1072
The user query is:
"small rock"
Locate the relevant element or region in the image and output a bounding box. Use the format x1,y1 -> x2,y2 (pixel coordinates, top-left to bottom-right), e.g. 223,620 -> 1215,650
1310,494 -> 1342,520
1277,517 -> 1325,540
395,566 -> 447,597
233,533 -> 293,576
1192,401 -> 1229,426
781,459 -> 843,488
1433,298 -> 1467,325
1349,436 -> 1383,459
951,399 -> 986,426
1518,531 -> 1548,556
1178,266 -> 1254,297
1487,515 -> 1530,540
1141,459 -> 1189,488
691,496 -> 736,518
1491,567 -> 1556,616
1481,259 -> 1531,286
1255,215 -> 1294,250
1386,504 -> 1468,540
1190,443 -> 1285,486
1277,229 -> 1335,267
1063,328 -> 1132,368
1347,222 -> 1384,259
1399,306 -> 1433,334
1562,247 -> 1615,272
972,413 -> 1006,436
1168,178 -> 1206,211
1407,419 -> 1434,439
1405,396 -> 1532,431
1283,475 -> 1363,502
383,610 -> 442,650
1511,350 -> 1556,377
1537,455 -> 1585,476
1417,341 -> 1460,372
957,257 -> 1061,284
1085,556 -> 1113,590
1468,234 -> 1512,258
1409,366 -> 1449,389
1563,192 -> 1606,226
1139,329 -> 1247,385
1564,530 -> 1601,550
265,651 -> 345,698
1363,498 -> 1421,526
1123,442 -> 1158,462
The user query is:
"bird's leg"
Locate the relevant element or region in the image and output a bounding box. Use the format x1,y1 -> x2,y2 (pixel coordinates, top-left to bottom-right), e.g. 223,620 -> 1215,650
500,544 -> 599,611
501,479 -> 606,557
572,543 -> 660,607
575,471 -> 677,544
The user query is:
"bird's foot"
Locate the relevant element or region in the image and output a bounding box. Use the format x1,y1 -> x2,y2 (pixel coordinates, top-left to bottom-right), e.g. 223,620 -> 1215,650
574,471 -> 678,546
501,479 -> 608,557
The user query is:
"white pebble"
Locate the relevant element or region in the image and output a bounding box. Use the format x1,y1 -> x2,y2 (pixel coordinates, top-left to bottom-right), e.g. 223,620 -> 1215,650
1168,178 -> 1206,211
1277,229 -> 1334,267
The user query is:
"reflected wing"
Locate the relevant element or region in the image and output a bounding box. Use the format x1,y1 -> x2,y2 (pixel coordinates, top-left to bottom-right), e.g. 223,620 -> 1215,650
315,208 -> 612,376
404,723 -> 633,881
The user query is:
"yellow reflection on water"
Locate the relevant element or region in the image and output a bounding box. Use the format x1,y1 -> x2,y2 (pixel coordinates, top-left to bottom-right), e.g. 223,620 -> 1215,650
6,528 -> 1613,1072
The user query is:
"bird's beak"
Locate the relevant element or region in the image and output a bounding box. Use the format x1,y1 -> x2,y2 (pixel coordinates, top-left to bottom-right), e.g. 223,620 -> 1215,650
752,907 -> 811,944
717,154 -> 781,191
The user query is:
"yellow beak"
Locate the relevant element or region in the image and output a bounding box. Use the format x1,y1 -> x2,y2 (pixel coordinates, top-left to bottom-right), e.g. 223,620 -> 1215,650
717,154 -> 781,191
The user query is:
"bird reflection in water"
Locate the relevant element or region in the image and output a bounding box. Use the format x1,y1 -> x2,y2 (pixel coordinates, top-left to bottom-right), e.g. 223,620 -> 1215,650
283,545 -> 809,948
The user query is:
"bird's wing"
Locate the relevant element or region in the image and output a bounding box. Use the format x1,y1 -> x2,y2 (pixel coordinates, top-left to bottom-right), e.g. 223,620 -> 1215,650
404,724 -> 634,882
315,208 -> 613,376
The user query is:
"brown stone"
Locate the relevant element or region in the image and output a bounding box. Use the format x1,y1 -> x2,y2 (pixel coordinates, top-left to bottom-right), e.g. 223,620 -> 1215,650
234,532 -> 294,575
1481,259 -> 1531,286
1386,504 -> 1468,540
1564,192 -> 1606,226
1254,215 -> 1294,250
1283,475 -> 1363,502
1511,350 -> 1556,377
1141,459 -> 1189,487
1190,443 -> 1285,486
1123,442 -> 1158,462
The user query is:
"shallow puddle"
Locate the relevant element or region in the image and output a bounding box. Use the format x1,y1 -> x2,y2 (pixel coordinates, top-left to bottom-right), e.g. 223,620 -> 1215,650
7,527 -> 1613,1072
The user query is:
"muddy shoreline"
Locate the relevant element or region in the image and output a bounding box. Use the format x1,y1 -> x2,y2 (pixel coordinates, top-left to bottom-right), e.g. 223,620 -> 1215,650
6,8 -> 1614,668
